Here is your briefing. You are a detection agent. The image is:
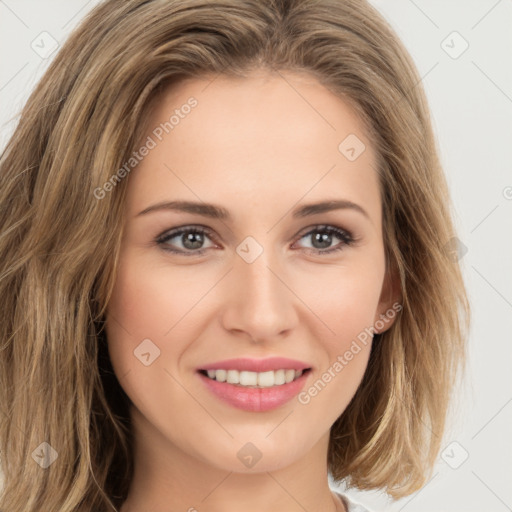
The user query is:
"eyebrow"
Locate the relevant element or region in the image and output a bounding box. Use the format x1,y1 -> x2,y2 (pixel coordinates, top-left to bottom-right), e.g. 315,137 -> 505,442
136,199 -> 369,220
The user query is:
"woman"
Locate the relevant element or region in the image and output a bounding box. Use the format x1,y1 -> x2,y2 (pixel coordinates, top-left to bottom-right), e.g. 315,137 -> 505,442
0,1 -> 470,511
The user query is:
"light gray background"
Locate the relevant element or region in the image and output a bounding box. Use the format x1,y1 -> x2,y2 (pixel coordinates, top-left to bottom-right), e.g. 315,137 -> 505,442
1,1 -> 511,511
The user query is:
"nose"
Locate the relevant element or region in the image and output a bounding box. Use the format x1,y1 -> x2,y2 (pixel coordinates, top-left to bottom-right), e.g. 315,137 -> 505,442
221,245 -> 299,343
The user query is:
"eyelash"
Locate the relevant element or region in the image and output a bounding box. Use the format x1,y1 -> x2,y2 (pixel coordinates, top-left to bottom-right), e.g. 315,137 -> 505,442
155,224 -> 356,257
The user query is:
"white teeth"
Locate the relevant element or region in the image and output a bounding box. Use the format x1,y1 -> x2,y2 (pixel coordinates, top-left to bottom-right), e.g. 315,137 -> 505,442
274,369 -> 285,385
285,369 -> 295,383
226,369 -> 239,384
204,368 -> 307,387
258,371 -> 275,387
239,371 -> 258,386
215,369 -> 227,382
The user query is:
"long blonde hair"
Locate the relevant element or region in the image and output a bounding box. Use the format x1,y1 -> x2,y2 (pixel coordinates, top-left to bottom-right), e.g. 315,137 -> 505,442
0,0 -> 470,509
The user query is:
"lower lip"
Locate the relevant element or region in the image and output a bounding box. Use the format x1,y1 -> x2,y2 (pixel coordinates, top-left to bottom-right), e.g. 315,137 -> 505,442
197,371 -> 310,412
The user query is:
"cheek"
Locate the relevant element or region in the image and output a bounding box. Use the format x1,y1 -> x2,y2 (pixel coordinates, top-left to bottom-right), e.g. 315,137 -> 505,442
104,250 -> 226,395
296,269 -> 378,420
106,252 -> 215,343
104,253 -> 176,379
293,261 -> 382,410
296,259 -> 384,346
104,253 -> 207,420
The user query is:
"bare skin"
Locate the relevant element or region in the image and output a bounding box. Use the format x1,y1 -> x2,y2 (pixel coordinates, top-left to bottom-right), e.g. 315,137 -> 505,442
106,69 -> 399,512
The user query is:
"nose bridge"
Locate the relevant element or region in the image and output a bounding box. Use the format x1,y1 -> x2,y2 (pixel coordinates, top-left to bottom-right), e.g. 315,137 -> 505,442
222,240 -> 297,341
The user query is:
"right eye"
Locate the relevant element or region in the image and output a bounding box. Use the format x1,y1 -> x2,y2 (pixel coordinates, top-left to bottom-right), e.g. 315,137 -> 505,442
156,225 -> 219,255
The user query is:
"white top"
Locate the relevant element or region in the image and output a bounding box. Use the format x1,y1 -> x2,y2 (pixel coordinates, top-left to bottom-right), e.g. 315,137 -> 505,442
336,492 -> 373,512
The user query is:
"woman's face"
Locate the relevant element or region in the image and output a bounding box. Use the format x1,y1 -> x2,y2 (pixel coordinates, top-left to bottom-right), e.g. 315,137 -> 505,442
106,71 -> 398,474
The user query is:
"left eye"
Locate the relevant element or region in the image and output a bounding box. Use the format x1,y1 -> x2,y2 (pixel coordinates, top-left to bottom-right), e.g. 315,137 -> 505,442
293,225 -> 354,254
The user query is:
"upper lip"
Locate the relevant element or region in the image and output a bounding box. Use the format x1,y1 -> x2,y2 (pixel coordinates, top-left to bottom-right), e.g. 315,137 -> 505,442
198,357 -> 312,373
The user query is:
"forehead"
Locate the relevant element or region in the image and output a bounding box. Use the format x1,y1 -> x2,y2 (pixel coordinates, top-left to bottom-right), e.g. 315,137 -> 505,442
125,71 -> 381,224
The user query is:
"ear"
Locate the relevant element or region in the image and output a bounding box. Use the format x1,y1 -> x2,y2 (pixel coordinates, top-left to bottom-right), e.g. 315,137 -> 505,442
373,261 -> 402,334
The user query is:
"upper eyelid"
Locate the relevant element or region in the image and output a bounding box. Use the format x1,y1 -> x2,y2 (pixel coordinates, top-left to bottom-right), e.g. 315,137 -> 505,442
295,223 -> 352,236
157,224 -> 218,242
157,223 -> 352,238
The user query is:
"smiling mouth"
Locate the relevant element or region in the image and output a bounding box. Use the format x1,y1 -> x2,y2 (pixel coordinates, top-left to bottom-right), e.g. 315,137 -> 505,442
198,368 -> 312,388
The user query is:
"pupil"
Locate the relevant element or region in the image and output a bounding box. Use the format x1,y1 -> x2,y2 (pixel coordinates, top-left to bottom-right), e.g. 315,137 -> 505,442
183,232 -> 204,250
313,231 -> 331,249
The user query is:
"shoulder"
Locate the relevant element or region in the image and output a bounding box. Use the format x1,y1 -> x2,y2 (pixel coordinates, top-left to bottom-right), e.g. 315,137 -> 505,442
335,491 -> 374,512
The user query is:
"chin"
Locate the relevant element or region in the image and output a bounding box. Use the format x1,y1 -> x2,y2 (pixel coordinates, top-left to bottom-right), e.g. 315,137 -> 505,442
192,432 -> 314,474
